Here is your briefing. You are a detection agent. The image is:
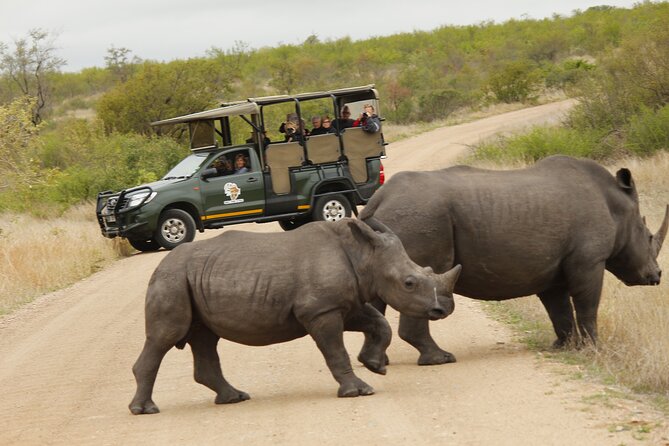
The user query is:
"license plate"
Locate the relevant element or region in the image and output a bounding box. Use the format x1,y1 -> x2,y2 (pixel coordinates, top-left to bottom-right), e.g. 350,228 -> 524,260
106,215 -> 116,223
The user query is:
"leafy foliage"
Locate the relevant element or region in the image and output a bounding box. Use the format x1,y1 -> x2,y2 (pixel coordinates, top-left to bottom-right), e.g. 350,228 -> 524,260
96,60 -> 231,135
0,97 -> 43,191
2,2 -> 669,211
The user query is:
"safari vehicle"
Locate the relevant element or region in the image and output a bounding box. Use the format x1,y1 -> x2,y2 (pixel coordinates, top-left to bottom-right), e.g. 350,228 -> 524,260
96,85 -> 386,251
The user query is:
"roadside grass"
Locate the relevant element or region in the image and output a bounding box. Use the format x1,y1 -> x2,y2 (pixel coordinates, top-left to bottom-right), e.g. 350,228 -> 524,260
476,151 -> 669,403
0,203 -> 132,315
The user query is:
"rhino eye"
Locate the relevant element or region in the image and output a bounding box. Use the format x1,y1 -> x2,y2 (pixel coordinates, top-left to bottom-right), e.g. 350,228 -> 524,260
404,276 -> 417,290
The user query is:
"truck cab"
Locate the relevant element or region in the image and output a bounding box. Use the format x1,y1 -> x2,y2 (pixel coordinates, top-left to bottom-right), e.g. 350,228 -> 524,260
96,85 -> 386,251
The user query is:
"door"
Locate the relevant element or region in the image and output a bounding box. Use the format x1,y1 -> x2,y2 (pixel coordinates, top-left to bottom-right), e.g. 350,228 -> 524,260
199,149 -> 265,222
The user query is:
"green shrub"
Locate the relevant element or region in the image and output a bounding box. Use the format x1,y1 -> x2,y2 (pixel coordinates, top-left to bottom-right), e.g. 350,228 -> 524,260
417,89 -> 467,121
473,126 -> 606,163
487,60 -> 543,103
626,105 -> 669,156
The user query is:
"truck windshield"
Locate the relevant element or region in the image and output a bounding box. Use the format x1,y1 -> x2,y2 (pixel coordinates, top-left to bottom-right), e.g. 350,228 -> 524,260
162,153 -> 209,179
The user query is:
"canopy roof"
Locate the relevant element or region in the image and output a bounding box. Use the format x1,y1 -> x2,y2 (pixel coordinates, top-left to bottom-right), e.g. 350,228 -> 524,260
152,84 -> 377,126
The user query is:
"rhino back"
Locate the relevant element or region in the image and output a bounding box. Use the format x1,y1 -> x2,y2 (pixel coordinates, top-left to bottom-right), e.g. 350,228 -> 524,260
365,157 -> 622,299
168,224 -> 360,345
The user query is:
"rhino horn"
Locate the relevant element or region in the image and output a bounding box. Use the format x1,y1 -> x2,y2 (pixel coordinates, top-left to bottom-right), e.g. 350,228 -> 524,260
362,216 -> 393,234
654,205 -> 669,256
436,264 -> 462,294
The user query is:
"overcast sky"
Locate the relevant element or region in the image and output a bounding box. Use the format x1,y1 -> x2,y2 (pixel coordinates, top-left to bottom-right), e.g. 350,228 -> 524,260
1,0 -> 646,72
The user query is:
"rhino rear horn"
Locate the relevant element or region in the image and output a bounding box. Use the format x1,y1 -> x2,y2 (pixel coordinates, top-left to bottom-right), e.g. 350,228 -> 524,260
654,205 -> 669,256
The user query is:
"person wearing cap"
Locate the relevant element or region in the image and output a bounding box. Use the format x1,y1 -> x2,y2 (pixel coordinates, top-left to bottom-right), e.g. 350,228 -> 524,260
331,105 -> 354,131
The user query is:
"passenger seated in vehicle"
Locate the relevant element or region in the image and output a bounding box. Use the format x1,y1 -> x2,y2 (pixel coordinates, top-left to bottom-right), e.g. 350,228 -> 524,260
332,105 -> 354,131
234,153 -> 250,174
321,116 -> 335,134
283,120 -> 306,144
212,156 -> 234,176
353,104 -> 381,133
279,113 -> 309,138
309,116 -> 328,136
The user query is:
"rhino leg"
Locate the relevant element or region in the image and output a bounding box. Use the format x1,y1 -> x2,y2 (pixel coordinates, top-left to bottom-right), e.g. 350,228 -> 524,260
129,337 -> 180,415
129,283 -> 192,415
398,314 -> 456,365
188,322 -> 250,404
346,303 -> 392,374
305,311 -> 375,397
568,264 -> 604,346
538,287 -> 576,348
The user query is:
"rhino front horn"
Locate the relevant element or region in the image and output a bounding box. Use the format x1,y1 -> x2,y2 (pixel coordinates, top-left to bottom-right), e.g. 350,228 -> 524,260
654,205 -> 669,256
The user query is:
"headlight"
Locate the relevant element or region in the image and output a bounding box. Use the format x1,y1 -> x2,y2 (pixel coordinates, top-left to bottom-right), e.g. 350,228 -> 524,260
127,191 -> 157,208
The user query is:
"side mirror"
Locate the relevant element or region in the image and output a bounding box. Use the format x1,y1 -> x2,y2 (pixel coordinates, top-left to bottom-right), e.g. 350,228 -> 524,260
200,167 -> 218,180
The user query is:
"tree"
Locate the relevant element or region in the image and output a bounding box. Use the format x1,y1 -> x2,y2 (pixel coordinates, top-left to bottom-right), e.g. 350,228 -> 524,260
0,97 -> 42,190
97,59 -> 231,135
104,46 -> 138,83
0,28 -> 65,124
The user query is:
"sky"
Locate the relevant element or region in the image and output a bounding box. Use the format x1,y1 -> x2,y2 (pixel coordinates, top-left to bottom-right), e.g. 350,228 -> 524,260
0,0 -> 646,72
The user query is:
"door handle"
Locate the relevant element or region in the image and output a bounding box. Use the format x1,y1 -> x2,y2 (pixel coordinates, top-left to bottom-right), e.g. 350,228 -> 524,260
247,177 -> 258,183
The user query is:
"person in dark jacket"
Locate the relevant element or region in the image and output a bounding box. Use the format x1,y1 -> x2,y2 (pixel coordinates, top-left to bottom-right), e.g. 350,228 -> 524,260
331,105 -> 354,132
309,115 -> 330,136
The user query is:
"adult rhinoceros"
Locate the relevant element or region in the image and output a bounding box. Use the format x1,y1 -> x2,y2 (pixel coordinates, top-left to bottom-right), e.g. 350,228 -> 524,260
359,155 -> 668,365
129,218 -> 461,414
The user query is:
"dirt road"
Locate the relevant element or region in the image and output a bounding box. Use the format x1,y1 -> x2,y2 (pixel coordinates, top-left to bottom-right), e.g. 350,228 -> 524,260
1,100 -> 665,445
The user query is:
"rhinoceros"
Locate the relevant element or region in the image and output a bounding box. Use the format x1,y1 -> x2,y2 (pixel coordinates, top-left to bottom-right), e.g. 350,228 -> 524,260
129,218 -> 461,414
359,155 -> 668,365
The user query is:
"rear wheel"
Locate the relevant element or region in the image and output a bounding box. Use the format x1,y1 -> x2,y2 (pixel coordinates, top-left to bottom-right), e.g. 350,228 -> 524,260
313,194 -> 352,222
154,209 -> 196,250
128,237 -> 161,252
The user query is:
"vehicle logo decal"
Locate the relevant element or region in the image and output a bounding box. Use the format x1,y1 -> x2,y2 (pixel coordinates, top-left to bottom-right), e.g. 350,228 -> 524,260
224,182 -> 244,204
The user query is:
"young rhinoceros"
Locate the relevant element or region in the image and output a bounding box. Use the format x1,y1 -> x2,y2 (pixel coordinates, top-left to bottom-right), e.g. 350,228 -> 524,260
129,217 -> 461,414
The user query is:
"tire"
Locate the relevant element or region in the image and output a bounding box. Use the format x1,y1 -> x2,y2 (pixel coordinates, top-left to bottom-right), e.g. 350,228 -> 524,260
154,209 -> 196,250
278,217 -> 311,231
313,194 -> 352,222
128,237 -> 161,252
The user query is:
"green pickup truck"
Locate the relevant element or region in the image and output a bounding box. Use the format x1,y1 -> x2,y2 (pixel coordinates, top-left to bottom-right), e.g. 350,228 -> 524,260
96,85 -> 386,251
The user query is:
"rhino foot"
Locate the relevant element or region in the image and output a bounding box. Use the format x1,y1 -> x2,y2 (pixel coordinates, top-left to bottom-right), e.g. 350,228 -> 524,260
129,399 -> 160,415
358,352 -> 389,375
417,349 -> 457,366
215,389 -> 250,404
337,378 -> 375,398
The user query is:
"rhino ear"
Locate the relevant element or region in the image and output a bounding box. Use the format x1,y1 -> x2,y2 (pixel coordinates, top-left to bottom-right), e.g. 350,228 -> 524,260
347,219 -> 383,248
362,216 -> 393,234
616,168 -> 636,192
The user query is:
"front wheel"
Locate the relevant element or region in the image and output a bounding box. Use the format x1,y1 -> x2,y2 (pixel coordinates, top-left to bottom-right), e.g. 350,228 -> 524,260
128,237 -> 161,252
313,194 -> 352,222
154,209 -> 196,250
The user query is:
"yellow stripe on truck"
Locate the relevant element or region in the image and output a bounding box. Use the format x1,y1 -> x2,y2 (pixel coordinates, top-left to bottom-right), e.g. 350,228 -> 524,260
201,209 -> 263,220
297,205 -> 311,210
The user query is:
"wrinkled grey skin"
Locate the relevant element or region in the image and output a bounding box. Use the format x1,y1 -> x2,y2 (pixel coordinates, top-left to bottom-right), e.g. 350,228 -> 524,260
360,155 -> 668,365
129,218 -> 461,414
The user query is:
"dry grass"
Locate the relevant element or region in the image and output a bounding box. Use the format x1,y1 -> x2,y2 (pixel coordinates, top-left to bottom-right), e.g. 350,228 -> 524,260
0,203 -> 132,315
480,152 -> 669,396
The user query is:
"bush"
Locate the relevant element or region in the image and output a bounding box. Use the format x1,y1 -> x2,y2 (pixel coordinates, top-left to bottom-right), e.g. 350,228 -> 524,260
473,126 -> 606,163
417,89 -> 467,122
626,105 -> 669,156
487,60 -> 543,103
